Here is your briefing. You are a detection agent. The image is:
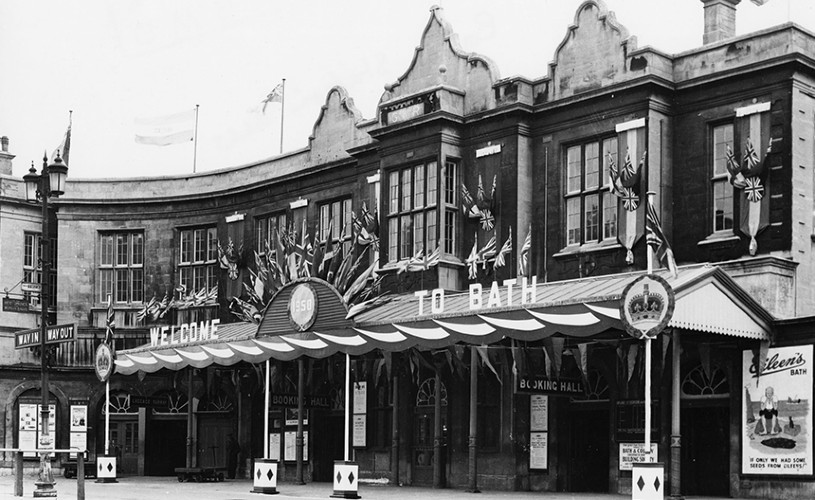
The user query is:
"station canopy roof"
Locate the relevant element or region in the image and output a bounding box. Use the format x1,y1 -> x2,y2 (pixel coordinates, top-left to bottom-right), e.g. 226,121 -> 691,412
114,265 -> 773,375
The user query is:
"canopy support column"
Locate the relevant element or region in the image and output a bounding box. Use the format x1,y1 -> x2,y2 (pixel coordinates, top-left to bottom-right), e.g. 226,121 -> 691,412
296,358 -> 305,484
433,369 -> 443,489
391,358 -> 399,485
670,329 -> 682,499
186,368 -> 194,468
467,346 -> 479,493
264,359 -> 270,459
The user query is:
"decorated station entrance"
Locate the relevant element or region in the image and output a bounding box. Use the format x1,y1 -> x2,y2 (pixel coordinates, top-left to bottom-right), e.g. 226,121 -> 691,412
113,265 -> 772,495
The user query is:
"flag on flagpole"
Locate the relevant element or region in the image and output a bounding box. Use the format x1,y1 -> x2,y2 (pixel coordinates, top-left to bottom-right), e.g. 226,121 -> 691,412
493,227 -> 512,270
518,225 -> 532,277
51,112 -> 72,166
134,108 -> 196,146
104,294 -> 115,345
262,82 -> 284,114
646,198 -> 678,277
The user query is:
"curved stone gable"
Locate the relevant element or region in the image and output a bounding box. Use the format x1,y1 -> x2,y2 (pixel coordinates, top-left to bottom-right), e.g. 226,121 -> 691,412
379,5 -> 499,116
308,86 -> 367,165
550,0 -> 637,100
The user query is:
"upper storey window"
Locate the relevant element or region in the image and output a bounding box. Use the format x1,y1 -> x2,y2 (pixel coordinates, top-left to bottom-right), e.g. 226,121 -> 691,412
99,231 -> 144,303
318,197 -> 354,255
255,212 -> 287,256
564,137 -> 618,246
178,226 -> 217,295
711,123 -> 735,233
386,159 -> 457,263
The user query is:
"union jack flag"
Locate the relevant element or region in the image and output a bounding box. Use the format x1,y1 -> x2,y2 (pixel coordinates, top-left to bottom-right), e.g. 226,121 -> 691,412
621,187 -> 639,212
744,176 -> 764,203
646,199 -> 678,277
743,138 -> 760,172
518,225 -> 532,277
479,209 -> 495,231
493,227 -> 512,270
104,294 -> 115,345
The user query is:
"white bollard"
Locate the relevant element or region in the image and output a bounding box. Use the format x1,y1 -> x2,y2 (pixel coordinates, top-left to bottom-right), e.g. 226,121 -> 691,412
96,455 -> 118,483
331,461 -> 360,499
252,458 -> 279,495
632,462 -> 664,500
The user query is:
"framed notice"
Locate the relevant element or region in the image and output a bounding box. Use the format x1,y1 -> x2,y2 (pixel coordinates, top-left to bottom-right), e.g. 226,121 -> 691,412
18,403 -> 37,458
530,432 -> 548,470
353,414 -> 366,447
530,395 -> 548,431
619,442 -> 658,470
69,404 -> 88,458
269,433 -> 281,461
353,382 -> 367,414
285,408 -> 308,426
283,431 -> 308,461
742,345 -> 813,476
70,432 -> 88,459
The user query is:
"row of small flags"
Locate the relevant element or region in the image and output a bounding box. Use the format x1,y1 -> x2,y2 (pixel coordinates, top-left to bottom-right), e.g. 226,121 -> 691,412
135,286 -> 218,322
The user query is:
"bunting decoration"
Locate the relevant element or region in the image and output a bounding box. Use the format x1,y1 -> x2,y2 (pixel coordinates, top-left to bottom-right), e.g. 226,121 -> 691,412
518,225 -> 532,277
218,238 -> 243,280
460,174 -> 497,231
646,198 -> 678,277
732,104 -> 774,255
614,124 -> 646,264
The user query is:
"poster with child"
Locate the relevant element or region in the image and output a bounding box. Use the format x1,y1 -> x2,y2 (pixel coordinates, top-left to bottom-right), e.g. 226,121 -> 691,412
742,345 -> 812,475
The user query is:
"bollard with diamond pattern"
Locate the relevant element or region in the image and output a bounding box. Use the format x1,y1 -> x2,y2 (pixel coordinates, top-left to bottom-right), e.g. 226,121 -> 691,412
95,455 -> 118,483
252,458 -> 279,495
632,462 -> 663,500
330,461 -> 360,499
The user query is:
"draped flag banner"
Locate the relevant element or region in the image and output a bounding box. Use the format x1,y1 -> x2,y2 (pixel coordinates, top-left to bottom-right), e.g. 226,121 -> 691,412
614,120 -> 646,264
135,108 -> 196,146
734,103 -> 772,255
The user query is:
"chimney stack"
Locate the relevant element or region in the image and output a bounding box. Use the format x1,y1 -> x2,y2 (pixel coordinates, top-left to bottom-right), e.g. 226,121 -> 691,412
0,136 -> 13,176
702,0 -> 741,44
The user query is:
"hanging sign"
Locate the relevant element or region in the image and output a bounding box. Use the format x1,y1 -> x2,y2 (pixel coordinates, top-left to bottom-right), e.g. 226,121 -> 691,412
95,342 -> 114,382
620,274 -> 674,340
15,323 -> 77,349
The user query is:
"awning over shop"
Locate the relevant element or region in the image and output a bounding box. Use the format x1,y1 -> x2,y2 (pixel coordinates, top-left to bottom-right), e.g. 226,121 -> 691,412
114,264 -> 773,375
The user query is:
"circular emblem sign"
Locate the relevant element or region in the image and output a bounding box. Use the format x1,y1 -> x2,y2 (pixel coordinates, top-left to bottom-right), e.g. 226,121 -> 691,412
620,274 -> 675,340
288,282 -> 318,332
95,342 -> 114,382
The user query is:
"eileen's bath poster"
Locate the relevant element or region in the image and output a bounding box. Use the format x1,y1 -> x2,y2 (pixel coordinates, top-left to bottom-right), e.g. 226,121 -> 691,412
742,345 -> 812,475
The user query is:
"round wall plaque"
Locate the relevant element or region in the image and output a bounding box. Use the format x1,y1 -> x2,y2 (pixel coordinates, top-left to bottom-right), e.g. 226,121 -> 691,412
288,282 -> 318,332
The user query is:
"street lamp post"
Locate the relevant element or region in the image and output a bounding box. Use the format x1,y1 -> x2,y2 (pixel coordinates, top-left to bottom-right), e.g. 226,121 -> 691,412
24,152 -> 68,498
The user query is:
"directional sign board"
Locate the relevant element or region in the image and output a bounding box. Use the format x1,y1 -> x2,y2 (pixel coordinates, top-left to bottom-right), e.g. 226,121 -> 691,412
14,324 -> 77,349
21,282 -> 42,293
128,395 -> 170,409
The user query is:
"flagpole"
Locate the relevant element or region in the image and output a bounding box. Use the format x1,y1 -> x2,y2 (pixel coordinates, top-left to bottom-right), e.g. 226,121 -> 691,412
279,79 -> 286,155
645,192 -> 655,456
193,104 -> 200,173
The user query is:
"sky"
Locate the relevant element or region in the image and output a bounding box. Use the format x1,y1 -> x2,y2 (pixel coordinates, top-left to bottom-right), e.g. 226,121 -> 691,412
1,0 -> 813,180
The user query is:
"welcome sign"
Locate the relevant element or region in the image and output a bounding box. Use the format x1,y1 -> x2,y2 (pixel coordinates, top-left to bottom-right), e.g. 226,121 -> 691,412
742,345 -> 813,475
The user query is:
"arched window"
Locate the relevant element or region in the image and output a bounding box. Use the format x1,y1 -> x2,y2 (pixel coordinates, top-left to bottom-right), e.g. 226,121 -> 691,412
151,389 -> 189,414
105,390 -> 136,415
571,369 -> 610,402
682,364 -> 730,399
415,378 -> 447,407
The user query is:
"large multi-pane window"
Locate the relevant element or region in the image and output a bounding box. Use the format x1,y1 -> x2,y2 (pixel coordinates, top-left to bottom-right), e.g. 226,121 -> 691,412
564,137 -> 618,246
318,198 -> 353,254
255,212 -> 287,255
99,231 -> 144,303
712,123 -> 735,233
386,159 -> 456,263
178,227 -> 217,295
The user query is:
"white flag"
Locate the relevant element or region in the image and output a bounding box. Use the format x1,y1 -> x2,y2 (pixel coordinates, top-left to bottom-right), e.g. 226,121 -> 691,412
134,109 -> 195,146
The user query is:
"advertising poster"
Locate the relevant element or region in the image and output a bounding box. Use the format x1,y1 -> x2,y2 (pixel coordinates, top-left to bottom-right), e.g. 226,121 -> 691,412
70,405 -> 87,432
618,442 -> 658,470
69,432 -> 88,459
353,382 -> 367,414
353,415 -> 367,447
283,431 -> 308,461
530,395 -> 548,432
530,432 -> 548,469
742,345 -> 813,475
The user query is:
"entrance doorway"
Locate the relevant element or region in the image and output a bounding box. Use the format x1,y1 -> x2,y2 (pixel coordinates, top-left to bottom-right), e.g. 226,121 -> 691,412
681,405 -> 729,496
312,411 -> 344,482
411,378 -> 448,486
145,417 -> 186,476
568,403 -> 610,492
109,419 -> 139,475
197,415 -> 233,470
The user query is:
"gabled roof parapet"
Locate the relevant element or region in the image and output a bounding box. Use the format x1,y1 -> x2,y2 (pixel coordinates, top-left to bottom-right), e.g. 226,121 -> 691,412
377,5 -> 499,122
307,86 -> 371,165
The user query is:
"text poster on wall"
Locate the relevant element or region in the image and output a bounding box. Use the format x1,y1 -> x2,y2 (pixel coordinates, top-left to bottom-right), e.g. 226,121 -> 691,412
530,395 -> 548,432
742,345 -> 813,475
530,432 -> 548,470
283,431 -> 308,461
69,404 -> 88,458
18,403 -> 37,458
269,433 -> 281,461
353,382 -> 367,415
353,415 -> 367,448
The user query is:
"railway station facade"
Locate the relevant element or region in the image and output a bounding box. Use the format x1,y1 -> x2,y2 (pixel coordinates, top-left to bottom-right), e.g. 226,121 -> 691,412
1,1 -> 815,498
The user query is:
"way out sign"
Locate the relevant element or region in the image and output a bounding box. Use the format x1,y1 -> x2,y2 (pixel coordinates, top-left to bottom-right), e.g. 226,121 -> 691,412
620,275 -> 674,340
15,323 -> 77,349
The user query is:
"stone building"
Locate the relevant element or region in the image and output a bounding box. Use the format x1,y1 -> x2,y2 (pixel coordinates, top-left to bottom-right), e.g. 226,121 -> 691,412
1,1 -> 814,498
